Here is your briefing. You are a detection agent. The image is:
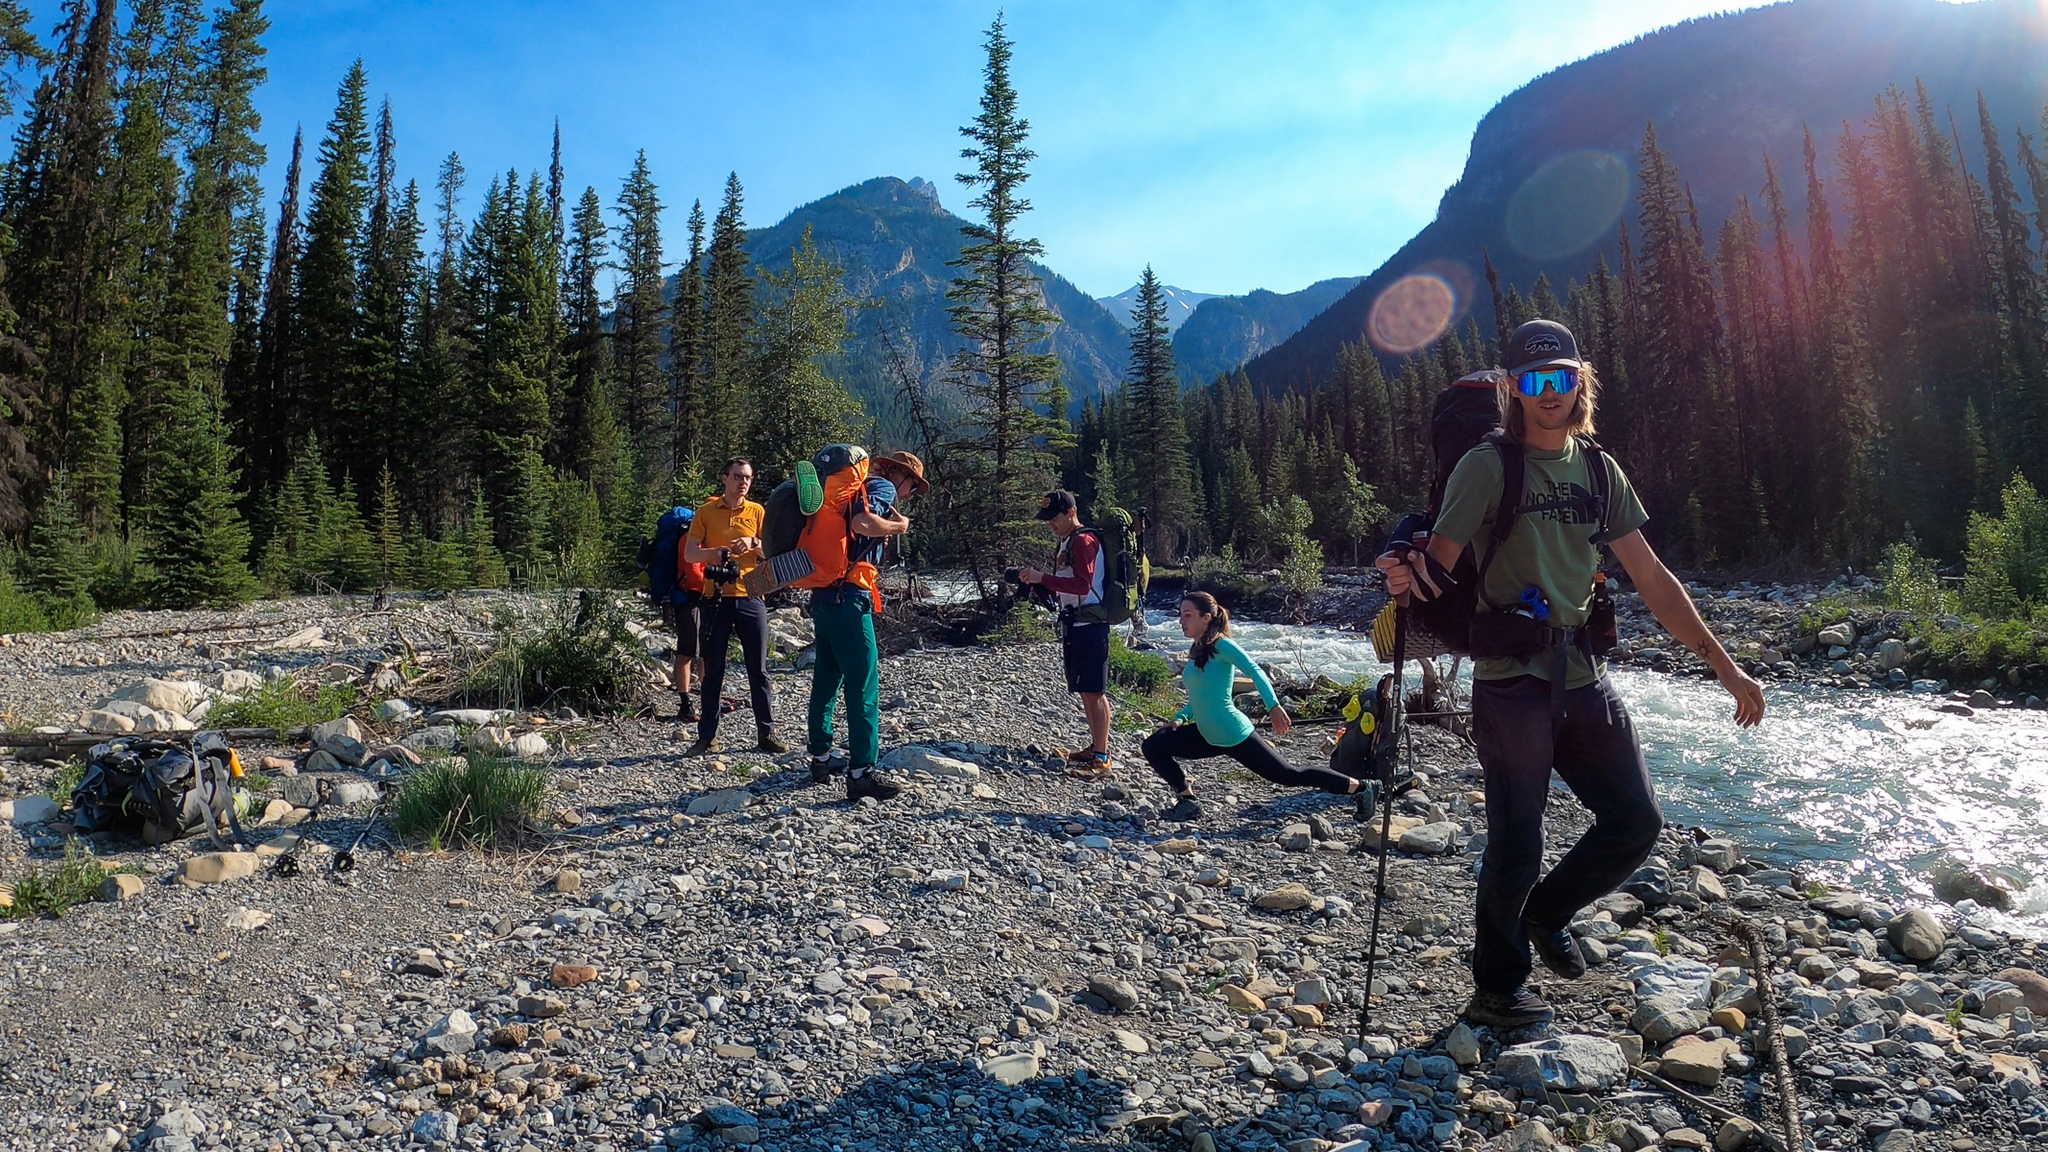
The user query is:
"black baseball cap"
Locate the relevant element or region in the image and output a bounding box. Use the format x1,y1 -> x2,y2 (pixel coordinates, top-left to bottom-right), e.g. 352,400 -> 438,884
1504,319 -> 1584,377
1034,489 -> 1077,521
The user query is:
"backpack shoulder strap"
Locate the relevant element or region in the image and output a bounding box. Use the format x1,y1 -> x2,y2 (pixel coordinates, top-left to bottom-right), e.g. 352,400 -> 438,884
1472,434 -> 1524,611
1578,435 -> 1620,548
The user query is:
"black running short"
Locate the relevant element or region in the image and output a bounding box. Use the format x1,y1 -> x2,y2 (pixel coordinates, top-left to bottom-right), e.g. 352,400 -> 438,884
1062,619 -> 1110,695
673,596 -> 701,660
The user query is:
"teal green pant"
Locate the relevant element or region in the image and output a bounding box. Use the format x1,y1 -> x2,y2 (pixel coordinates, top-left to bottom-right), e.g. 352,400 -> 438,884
807,593 -> 880,768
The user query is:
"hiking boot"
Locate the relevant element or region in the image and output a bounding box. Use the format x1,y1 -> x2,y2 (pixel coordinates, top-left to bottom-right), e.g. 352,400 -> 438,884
1525,919 -> 1588,980
1461,986 -> 1554,1029
1161,796 -> 1204,823
757,729 -> 791,754
808,753 -> 848,785
1352,782 -> 1379,824
677,693 -> 699,723
847,771 -> 901,803
683,737 -> 716,758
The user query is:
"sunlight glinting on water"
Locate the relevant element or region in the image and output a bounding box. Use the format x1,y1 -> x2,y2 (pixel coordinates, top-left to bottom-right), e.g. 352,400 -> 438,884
1154,608 -> 2048,933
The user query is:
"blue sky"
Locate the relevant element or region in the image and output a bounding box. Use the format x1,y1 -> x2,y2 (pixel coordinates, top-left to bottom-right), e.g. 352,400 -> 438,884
222,2 -> 1795,297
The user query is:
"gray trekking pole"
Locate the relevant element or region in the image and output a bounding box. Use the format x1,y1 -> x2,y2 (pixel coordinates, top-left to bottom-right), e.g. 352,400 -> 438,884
1360,598 -> 1406,1039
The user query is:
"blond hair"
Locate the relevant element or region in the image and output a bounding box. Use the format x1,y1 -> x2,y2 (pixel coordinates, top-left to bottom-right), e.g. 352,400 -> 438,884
1498,362 -> 1600,442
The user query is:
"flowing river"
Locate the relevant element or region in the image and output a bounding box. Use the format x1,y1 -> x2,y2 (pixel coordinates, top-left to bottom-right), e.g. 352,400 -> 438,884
1149,608 -> 2048,936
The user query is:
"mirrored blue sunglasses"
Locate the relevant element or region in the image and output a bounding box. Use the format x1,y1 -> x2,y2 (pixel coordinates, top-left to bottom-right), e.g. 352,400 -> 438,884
1516,367 -> 1579,397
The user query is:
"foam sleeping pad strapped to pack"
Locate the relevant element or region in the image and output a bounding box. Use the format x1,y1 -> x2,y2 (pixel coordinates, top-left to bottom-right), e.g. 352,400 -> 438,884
749,444 -> 875,597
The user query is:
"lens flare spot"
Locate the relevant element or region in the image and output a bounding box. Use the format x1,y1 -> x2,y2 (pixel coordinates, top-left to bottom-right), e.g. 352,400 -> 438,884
1368,273 -> 1456,354
1505,150 -> 1632,260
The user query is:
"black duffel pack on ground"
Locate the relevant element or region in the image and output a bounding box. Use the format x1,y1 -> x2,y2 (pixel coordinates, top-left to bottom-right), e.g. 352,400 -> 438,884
71,732 -> 247,847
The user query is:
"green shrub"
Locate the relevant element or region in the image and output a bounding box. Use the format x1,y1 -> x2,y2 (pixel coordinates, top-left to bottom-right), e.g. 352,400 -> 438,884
41,758 -> 86,803
1109,633 -> 1171,693
0,561 -> 51,634
392,757 -> 550,850
2,840 -> 125,920
459,592 -> 656,712
987,602 -> 1054,646
210,679 -> 359,730
1962,474 -> 2048,619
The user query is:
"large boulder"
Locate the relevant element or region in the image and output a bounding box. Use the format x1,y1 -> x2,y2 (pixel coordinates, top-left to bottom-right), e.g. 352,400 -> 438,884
1888,909 -> 1946,962
1398,821 -> 1461,855
1994,968 -> 2048,1017
878,745 -> 980,779
310,716 -> 368,766
106,677 -> 206,716
1494,1035 -> 1629,1093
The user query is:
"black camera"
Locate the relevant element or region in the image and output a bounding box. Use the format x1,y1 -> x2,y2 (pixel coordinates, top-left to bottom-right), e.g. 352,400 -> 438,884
1003,567 -> 1026,587
703,549 -> 742,587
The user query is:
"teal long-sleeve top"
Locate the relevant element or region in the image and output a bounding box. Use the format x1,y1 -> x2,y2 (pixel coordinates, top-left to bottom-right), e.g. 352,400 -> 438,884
1172,637 -> 1278,748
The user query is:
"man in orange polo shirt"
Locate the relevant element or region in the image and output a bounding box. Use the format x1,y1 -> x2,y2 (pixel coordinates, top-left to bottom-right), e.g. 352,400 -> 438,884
683,457 -> 788,755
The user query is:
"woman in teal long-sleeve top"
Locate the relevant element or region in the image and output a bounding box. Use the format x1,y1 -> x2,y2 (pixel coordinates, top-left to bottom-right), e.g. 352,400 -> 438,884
1145,592 -> 1367,822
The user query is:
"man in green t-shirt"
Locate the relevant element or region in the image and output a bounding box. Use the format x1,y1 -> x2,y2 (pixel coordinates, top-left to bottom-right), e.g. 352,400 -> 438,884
1377,319 -> 1766,1030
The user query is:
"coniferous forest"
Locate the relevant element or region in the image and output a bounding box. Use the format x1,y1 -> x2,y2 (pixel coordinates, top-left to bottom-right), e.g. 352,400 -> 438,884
0,2 -> 2046,631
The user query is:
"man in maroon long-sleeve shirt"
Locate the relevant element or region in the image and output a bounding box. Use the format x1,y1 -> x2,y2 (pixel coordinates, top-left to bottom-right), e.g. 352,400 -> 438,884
1018,490 -> 1114,777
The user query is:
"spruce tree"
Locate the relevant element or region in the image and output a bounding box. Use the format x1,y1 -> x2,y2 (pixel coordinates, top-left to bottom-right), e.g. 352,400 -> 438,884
1124,265 -> 1190,556
0,1 -> 46,534
142,383 -> 258,607
373,461 -> 403,589
611,151 -> 667,470
294,59 -> 371,486
562,185 -> 610,474
945,15 -> 1063,584
671,199 -> 708,465
242,124 -> 301,494
25,469 -> 95,625
704,172 -> 752,464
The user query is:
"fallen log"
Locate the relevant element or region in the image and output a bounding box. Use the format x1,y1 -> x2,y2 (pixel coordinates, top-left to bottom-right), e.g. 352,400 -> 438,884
0,726 -> 309,751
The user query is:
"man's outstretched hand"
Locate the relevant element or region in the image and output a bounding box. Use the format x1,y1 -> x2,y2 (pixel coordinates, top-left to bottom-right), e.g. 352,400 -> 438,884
1718,663 -> 1767,728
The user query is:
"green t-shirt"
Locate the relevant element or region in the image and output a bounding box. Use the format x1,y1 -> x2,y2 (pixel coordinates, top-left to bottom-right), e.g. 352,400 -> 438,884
1433,438 -> 1649,688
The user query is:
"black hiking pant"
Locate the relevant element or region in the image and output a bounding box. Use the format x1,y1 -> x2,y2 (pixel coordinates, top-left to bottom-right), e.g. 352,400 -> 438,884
699,596 -> 774,741
1471,673 -> 1662,994
1141,724 -> 1356,796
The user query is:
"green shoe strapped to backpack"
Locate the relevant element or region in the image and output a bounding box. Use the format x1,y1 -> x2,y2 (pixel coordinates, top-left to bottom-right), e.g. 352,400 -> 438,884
794,458 -> 825,516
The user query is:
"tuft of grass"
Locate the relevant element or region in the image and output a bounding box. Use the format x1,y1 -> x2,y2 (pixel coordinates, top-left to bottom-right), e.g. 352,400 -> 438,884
1947,1004 -> 1965,1028
210,678 -> 358,731
1109,633 -> 1171,693
41,758 -> 86,803
459,592 -> 655,713
1652,927 -> 1673,956
2,840 -> 125,919
392,756 -> 550,851
987,603 -> 1053,646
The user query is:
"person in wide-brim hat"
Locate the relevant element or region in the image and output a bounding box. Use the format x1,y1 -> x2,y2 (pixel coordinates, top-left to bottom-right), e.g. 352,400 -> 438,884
872,451 -> 930,497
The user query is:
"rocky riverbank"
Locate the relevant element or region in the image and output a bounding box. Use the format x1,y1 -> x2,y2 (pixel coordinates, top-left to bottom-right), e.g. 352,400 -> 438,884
0,594 -> 2043,1152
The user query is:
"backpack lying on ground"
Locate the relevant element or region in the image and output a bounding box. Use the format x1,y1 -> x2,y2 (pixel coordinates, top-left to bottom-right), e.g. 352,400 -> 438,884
749,444 -> 875,596
71,733 -> 247,847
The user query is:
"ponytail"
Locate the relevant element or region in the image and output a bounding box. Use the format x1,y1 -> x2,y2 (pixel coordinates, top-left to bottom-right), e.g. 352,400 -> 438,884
1184,592 -> 1231,668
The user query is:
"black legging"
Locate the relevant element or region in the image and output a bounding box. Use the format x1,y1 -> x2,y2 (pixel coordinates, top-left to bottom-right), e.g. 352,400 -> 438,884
1141,724 -> 1357,796
699,596 -> 774,740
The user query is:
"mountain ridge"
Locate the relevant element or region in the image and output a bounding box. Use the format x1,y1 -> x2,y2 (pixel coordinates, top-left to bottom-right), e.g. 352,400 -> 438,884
1246,0 -> 2048,389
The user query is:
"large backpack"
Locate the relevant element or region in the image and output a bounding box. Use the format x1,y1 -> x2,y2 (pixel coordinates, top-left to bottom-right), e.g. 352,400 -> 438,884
1427,369 -> 1507,515
643,507 -> 700,603
1403,432 -> 1616,657
749,444 -> 876,597
72,733 -> 246,846
1070,507 -> 1141,626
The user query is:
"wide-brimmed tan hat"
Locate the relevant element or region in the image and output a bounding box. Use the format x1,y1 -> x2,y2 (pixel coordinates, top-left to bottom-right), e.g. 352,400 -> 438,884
874,451 -> 930,496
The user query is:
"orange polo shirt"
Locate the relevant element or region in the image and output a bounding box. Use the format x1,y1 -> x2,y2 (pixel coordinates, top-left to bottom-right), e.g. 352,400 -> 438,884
687,498 -> 765,597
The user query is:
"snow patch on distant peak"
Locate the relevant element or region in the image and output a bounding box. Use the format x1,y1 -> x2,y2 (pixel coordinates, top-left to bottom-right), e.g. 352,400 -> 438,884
1096,283 -> 1220,333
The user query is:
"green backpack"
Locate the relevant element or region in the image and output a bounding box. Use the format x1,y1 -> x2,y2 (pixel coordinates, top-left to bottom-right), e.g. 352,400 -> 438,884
1072,507 -> 1142,626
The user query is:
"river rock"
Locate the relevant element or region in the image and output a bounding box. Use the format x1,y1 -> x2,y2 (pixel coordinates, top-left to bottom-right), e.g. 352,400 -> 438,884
1877,638 -> 1907,669
878,745 -> 980,779
1088,976 -> 1140,1012
403,726 -> 461,751
1933,863 -> 2019,911
180,852 -> 260,885
1254,883 -> 1316,911
309,717 -> 367,766
687,788 -> 750,815
1632,993 -> 1709,1043
1276,823 -> 1313,851
1658,1037 -> 1738,1087
1889,908 -> 1946,962
410,1111 -> 458,1143
80,708 -> 135,733
508,732 -> 550,759
107,676 -> 206,716
982,1052 -> 1040,1085
1398,821 -> 1460,855
1444,1021 -> 1481,1066
1494,1035 -> 1629,1093
1994,968 -> 2048,1016
1817,621 -> 1855,648
0,795 -> 60,825
431,708 -> 502,727
98,873 -> 144,902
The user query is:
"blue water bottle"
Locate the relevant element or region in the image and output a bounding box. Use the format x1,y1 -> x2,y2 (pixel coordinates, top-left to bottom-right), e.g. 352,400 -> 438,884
1520,587 -> 1551,621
